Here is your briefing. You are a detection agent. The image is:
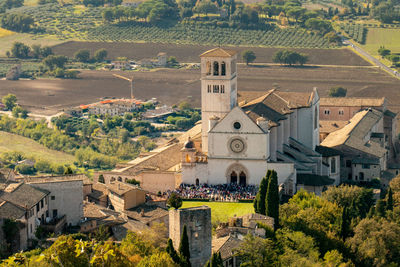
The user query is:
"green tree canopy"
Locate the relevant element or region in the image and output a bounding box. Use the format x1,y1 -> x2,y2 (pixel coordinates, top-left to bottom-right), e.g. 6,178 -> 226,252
2,94 -> 17,110
242,50 -> 256,65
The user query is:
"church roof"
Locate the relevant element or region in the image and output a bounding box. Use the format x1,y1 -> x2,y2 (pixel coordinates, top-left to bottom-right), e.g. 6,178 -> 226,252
320,97 -> 385,107
200,48 -> 237,58
239,89 -> 315,128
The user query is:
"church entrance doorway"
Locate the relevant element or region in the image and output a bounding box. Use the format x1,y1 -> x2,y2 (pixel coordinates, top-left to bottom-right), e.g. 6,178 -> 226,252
239,172 -> 246,186
230,171 -> 238,184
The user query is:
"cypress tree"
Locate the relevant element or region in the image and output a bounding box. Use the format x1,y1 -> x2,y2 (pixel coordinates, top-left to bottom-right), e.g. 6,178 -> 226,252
265,170 -> 279,229
254,170 -> 271,215
387,187 -> 394,211
205,252 -> 223,267
166,238 -> 180,264
179,225 -> 191,267
340,207 -> 351,240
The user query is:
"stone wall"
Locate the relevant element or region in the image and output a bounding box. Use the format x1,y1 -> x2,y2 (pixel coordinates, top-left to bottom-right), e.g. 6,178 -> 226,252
169,206 -> 212,267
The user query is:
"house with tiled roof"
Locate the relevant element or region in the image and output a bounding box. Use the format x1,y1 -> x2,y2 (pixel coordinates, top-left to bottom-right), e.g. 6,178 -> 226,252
0,183 -> 50,251
321,108 -> 390,183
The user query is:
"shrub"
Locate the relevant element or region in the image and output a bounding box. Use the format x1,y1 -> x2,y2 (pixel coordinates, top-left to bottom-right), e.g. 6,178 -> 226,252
329,87 -> 347,97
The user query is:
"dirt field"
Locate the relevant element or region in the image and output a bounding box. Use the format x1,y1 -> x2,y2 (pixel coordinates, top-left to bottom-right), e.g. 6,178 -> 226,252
52,41 -> 371,66
1,64 -> 399,116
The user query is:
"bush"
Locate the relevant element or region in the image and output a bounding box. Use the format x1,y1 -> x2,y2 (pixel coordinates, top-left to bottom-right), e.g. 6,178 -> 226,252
15,164 -> 36,175
328,87 -> 347,97
167,192 -> 183,209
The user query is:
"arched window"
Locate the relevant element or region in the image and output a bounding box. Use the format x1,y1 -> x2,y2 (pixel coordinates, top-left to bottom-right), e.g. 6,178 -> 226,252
206,61 -> 211,75
110,177 -> 116,182
195,178 -> 199,186
221,61 -> 226,76
118,177 -> 122,182
314,105 -> 318,129
185,154 -> 190,163
213,61 -> 219,76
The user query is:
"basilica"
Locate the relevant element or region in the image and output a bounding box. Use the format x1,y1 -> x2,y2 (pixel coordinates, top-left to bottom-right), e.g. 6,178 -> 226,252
180,48 -> 338,195
99,48 -> 340,197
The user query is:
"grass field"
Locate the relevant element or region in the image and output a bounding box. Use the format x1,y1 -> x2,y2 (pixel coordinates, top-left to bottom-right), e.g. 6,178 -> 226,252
0,33 -> 64,56
0,131 -> 75,165
181,201 -> 254,224
361,28 -> 400,56
0,28 -> 15,38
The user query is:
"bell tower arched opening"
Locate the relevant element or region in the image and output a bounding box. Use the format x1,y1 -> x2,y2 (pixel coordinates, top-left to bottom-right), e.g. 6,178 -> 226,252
213,61 -> 219,76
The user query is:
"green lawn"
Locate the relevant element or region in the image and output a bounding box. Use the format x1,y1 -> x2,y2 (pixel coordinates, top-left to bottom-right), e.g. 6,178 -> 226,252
0,131 -> 75,165
361,28 -> 400,56
0,33 -> 64,56
180,201 -> 254,225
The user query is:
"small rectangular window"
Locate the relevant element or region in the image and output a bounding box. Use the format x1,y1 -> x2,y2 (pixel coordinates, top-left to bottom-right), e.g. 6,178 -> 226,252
346,160 -> 351,167
362,164 -> 370,169
213,85 -> 219,93
207,85 -> 211,93
221,85 -> 225,93
36,203 -> 39,212
339,110 -> 344,115
51,196 -> 55,200
324,110 -> 330,115
41,199 -> 43,208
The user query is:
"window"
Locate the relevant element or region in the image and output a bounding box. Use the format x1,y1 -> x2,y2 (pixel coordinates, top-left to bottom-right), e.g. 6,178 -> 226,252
348,173 -> 352,180
41,199 -> 44,208
213,61 -> 219,76
206,61 -> 211,75
207,85 -> 211,93
221,61 -> 226,76
339,110 -> 344,115
30,224 -> 32,234
359,172 -> 364,181
36,203 -> 39,212
53,209 -> 58,218
346,160 -> 351,167
233,122 -> 241,130
220,85 -> 225,93
51,196 -> 55,200
324,110 -> 330,115
213,85 -> 219,93
314,106 -> 318,129
330,157 -> 336,173
362,164 -> 370,169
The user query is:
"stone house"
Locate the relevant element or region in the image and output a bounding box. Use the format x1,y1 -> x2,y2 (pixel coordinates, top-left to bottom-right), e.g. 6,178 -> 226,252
22,175 -> 85,226
0,183 -> 50,250
321,108 -> 389,183
107,182 -> 146,212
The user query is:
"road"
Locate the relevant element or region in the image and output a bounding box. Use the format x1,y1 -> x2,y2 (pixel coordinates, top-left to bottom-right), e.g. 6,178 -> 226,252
343,39 -> 400,79
0,110 -> 64,127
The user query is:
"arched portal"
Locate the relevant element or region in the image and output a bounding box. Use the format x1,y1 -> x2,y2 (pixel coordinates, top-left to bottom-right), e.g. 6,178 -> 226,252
195,178 -> 199,186
230,171 -> 238,184
226,163 -> 249,185
239,171 -> 246,186
221,61 -> 226,76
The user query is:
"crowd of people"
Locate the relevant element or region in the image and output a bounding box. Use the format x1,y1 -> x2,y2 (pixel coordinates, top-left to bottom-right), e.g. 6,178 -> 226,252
168,183 -> 258,202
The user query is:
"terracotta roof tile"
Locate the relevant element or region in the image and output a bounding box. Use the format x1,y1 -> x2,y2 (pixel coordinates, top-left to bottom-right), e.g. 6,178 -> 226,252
320,97 -> 385,107
200,48 -> 237,58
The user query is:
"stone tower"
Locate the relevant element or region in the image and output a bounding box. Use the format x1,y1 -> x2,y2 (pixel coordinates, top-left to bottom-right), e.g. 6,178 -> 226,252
200,48 -> 238,153
169,206 -> 212,267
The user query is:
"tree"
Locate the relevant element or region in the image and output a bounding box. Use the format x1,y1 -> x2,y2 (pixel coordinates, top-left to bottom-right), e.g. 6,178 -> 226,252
304,18 -> 332,34
378,46 -> 391,58
340,206 -> 351,240
94,48 -> 108,62
242,50 -> 256,65
265,170 -> 279,229
347,217 -> 400,266
31,44 -> 42,59
179,225 -> 191,267
324,31 -> 341,44
193,0 -> 218,15
387,187 -> 394,211
15,164 -> 36,175
12,105 -> 23,118
178,101 -> 191,110
166,238 -> 181,264
137,252 -> 178,266
205,252 -> 223,267
74,49 -> 91,62
234,234 -> 277,267
54,67 -> 65,78
10,42 -> 30,58
328,86 -> 347,97
167,56 -> 178,67
1,13 -> 34,32
273,50 -> 308,66
43,55 -> 68,70
168,192 -> 182,209
254,170 -> 270,215
2,94 -> 17,110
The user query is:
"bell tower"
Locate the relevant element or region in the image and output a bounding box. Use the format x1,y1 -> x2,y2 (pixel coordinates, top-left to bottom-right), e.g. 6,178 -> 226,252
199,48 -> 238,153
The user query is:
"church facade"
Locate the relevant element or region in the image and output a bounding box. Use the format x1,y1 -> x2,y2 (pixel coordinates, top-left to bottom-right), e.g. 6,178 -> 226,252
181,48 -> 333,195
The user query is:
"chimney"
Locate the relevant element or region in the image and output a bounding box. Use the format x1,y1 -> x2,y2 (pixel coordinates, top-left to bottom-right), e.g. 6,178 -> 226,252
209,115 -> 219,132
256,117 -> 269,132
